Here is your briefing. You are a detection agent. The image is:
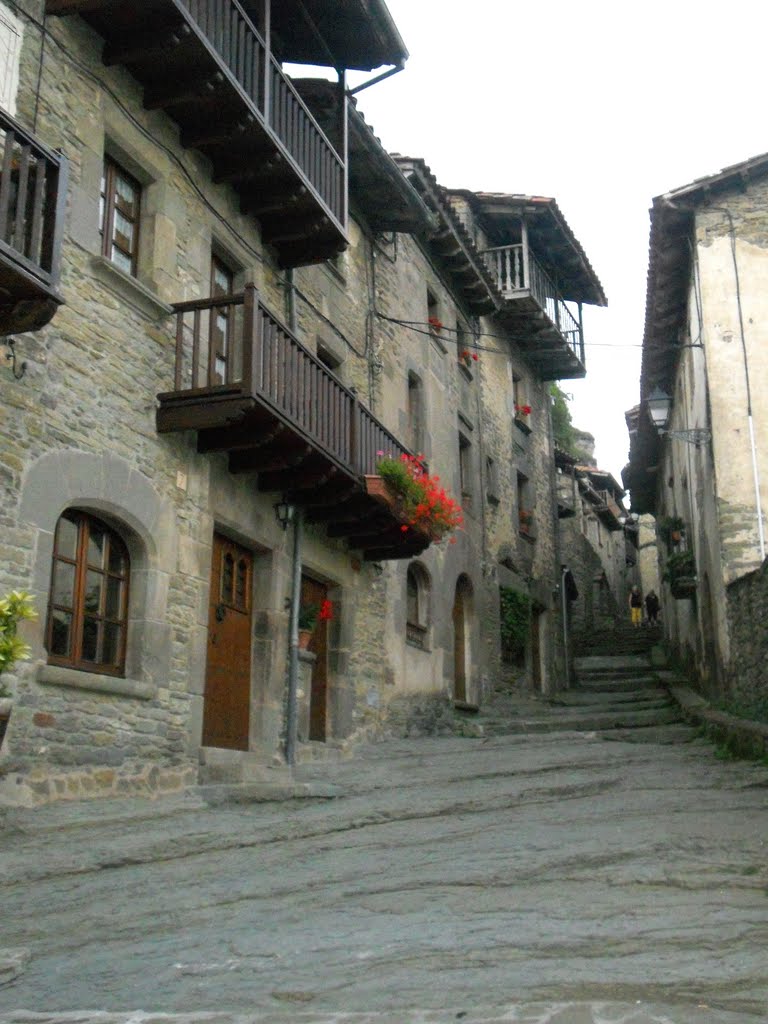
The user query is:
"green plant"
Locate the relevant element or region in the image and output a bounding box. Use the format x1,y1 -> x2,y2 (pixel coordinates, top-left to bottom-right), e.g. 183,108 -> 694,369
0,591 -> 37,694
376,453 -> 462,542
662,549 -> 695,583
499,587 -> 530,659
298,604 -> 319,631
298,599 -> 333,632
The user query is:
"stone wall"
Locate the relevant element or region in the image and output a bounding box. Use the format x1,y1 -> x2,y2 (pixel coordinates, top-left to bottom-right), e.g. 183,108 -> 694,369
725,558 -> 768,716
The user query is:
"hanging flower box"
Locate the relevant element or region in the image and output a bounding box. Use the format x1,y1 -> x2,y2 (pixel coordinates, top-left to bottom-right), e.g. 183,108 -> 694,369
366,454 -> 463,544
670,576 -> 697,599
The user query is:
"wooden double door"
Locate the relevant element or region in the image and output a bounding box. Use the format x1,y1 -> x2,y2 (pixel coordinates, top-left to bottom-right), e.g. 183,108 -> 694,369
203,534 -> 253,750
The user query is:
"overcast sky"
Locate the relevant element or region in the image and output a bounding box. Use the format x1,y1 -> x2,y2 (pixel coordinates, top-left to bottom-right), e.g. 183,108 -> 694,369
344,0 -> 767,481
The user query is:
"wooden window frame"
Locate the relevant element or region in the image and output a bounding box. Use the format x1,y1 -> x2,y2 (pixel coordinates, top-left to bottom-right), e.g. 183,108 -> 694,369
210,253 -> 235,385
406,564 -> 429,649
100,157 -> 141,276
46,510 -> 130,677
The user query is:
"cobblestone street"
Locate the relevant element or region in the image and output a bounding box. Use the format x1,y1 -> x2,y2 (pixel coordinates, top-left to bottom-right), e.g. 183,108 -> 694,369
2,719 -> 767,1023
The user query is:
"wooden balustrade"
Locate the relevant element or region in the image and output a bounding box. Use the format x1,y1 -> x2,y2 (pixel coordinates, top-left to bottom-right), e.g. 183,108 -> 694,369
0,107 -> 67,295
180,0 -> 344,229
167,286 -> 407,479
481,243 -> 585,364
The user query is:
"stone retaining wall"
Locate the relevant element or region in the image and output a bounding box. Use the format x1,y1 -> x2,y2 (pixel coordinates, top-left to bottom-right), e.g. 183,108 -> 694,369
725,557 -> 768,716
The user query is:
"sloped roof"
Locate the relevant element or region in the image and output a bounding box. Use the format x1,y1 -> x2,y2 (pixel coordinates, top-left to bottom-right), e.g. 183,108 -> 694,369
446,191 -> 607,307
266,0 -> 408,71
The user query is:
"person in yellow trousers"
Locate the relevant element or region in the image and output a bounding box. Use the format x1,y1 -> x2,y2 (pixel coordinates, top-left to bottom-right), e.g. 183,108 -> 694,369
628,585 -> 643,627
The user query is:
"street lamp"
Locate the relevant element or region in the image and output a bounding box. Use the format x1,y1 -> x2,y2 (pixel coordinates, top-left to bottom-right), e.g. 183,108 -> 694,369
273,499 -> 295,530
646,387 -> 672,431
645,386 -> 711,448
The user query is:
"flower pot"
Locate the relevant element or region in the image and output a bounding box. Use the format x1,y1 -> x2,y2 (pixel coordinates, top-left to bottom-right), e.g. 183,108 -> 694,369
298,629 -> 313,650
364,474 -> 395,507
670,530 -> 682,544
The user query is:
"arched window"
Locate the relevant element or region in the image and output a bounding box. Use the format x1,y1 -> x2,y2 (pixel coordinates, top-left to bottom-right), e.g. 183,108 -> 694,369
406,563 -> 430,649
46,510 -> 130,676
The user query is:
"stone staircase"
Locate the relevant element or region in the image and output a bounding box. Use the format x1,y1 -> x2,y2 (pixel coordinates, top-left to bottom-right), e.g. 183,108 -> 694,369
453,625 -> 695,743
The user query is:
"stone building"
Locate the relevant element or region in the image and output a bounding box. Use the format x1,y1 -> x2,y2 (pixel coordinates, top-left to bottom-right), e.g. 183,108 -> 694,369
556,453 -> 632,633
624,152 -> 768,706
0,0 -> 605,804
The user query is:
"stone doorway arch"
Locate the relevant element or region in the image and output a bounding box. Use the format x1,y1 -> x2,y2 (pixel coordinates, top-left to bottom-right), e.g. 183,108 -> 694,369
452,574 -> 474,702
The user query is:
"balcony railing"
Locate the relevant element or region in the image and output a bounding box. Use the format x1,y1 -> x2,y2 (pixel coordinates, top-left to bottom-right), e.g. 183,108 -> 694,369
48,0 -> 346,264
0,108 -> 67,333
161,285 -> 409,479
481,244 -> 585,366
180,0 -> 345,230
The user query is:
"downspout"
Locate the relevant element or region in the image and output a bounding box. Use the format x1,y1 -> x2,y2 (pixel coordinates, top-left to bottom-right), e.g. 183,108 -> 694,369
679,200 -> 765,561
285,508 -> 303,767
284,269 -> 302,767
713,208 -> 767,562
561,564 -> 570,686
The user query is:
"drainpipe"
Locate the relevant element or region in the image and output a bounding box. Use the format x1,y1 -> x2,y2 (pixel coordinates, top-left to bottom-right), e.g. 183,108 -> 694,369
285,507 -> 303,767
561,564 -> 571,685
284,269 -> 302,767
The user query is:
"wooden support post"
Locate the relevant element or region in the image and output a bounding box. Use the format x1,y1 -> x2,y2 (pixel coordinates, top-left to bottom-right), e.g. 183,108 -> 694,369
263,0 -> 271,124
242,282 -> 258,395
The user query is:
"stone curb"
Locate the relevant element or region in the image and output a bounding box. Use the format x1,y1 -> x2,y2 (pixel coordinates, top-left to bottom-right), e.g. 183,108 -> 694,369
666,683 -> 768,759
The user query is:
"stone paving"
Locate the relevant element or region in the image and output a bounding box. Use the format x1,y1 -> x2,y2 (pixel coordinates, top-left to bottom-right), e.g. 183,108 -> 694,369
2,658 -> 768,1023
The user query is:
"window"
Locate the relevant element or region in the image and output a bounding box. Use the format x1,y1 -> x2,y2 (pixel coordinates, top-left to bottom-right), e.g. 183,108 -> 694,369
459,433 -> 472,499
517,472 -> 534,536
486,456 -> 500,504
210,254 -> 235,384
406,563 -> 430,648
407,371 -> 424,453
100,157 -> 141,275
0,4 -> 22,115
46,510 -> 130,676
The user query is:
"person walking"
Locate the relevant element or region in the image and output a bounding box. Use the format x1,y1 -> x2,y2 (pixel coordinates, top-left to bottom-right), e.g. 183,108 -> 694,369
629,585 -> 643,628
645,588 -> 660,625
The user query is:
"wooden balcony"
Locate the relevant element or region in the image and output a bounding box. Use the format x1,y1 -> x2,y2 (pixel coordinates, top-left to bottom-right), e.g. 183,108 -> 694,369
47,0 -> 347,267
156,286 -> 429,560
481,244 -> 586,379
0,108 -> 67,335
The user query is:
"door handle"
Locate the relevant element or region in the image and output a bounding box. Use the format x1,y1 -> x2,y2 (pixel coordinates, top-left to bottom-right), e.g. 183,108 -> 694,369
215,603 -> 226,623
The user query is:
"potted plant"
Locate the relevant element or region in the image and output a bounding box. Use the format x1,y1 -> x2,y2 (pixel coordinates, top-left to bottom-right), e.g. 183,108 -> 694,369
658,515 -> 685,547
367,452 -> 463,544
459,348 -> 479,368
0,591 -> 37,751
514,404 -> 533,434
662,550 -> 696,598
518,508 -> 533,535
297,599 -> 333,649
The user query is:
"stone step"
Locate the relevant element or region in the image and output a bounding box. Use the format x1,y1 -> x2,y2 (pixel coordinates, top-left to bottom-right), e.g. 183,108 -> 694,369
551,691 -> 671,711
574,655 -> 652,672
472,705 -> 683,736
573,677 -> 660,693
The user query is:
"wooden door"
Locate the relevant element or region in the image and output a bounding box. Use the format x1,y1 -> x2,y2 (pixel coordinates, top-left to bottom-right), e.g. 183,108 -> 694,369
302,575 -> 329,741
452,581 -> 467,702
203,534 -> 253,750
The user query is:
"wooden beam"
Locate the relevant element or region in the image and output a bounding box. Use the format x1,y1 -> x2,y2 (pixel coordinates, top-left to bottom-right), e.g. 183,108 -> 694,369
229,443 -> 312,474
46,0 -> 115,13
258,465 -> 338,494
181,117 -> 257,151
144,72 -> 223,111
103,23 -> 189,67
